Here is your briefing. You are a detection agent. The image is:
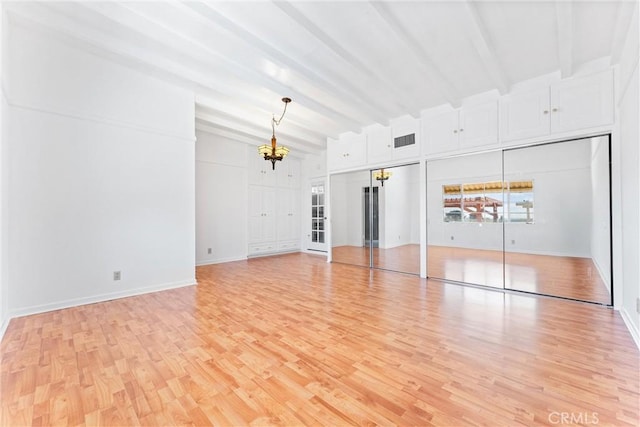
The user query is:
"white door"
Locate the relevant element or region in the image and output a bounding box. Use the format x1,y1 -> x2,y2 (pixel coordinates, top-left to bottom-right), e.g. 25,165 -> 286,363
499,87 -> 550,142
308,181 -> 327,252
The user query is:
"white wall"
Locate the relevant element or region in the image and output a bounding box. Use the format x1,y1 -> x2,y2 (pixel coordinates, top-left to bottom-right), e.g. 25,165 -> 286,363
195,131 -> 248,265
0,4 -> 7,337
617,0 -> 640,345
4,17 -> 195,318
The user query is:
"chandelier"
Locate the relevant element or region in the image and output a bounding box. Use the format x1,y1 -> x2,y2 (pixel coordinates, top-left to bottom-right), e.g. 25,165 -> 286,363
258,97 -> 291,170
373,168 -> 392,186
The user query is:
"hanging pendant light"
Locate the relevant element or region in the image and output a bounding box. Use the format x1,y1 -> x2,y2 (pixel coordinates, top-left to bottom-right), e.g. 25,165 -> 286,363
373,168 -> 392,186
258,97 -> 291,170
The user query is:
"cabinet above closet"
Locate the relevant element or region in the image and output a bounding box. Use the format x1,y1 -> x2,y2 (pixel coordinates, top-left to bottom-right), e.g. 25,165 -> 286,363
499,69 -> 614,143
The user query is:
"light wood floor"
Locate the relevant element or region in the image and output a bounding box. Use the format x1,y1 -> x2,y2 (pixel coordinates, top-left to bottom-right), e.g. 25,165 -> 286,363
333,244 -> 611,304
332,244 -> 420,274
428,246 -> 612,304
1,253 -> 637,426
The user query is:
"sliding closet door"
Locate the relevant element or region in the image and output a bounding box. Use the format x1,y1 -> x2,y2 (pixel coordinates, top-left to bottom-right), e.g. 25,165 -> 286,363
427,151 -> 504,288
371,163 -> 420,275
330,170 -> 371,268
503,136 -> 612,304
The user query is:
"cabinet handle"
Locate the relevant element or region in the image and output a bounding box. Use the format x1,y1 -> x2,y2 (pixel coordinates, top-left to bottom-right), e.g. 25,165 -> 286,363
552,107 -> 558,112
453,130 -> 458,134
543,110 -> 549,114
459,128 -> 464,132
387,144 -> 391,148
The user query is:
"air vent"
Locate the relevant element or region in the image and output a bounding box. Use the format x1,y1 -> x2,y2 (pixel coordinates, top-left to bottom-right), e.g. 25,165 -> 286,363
394,133 -> 415,148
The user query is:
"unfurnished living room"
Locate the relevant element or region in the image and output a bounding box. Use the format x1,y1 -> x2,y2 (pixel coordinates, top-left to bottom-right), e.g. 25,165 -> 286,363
0,1 -> 639,426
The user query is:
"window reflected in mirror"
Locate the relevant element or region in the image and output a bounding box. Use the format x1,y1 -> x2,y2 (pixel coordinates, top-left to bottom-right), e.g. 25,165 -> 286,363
442,181 -> 534,224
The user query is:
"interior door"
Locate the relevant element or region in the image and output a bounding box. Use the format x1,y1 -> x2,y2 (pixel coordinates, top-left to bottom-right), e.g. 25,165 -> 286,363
308,181 -> 327,252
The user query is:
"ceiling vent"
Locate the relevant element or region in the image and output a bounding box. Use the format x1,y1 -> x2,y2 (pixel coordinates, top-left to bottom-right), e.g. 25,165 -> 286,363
394,133 -> 415,148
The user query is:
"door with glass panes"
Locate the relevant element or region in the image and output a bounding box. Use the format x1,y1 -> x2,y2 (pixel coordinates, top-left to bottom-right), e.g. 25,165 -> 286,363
308,182 -> 327,252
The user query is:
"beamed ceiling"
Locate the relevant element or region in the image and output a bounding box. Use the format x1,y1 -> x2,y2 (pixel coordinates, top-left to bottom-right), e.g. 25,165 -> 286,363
4,1 -> 635,156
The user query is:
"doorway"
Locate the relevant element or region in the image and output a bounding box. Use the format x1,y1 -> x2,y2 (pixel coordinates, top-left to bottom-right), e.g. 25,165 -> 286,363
363,186 -> 379,247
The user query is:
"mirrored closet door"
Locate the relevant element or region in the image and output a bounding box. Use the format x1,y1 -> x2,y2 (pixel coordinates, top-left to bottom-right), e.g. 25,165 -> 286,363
426,151 -> 504,289
503,136 -> 611,304
330,170 -> 371,268
371,163 -> 420,275
330,163 -> 420,275
425,135 -> 612,305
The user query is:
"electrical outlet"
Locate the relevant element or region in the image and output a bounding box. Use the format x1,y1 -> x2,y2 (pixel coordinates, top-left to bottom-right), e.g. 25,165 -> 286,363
207,248 -> 212,254
113,271 -> 121,281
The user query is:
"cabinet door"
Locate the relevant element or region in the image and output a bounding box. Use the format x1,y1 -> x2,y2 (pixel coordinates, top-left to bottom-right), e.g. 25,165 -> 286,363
327,133 -> 367,171
248,186 -> 276,242
278,158 -> 301,189
550,69 -> 614,133
423,110 -> 459,154
249,153 -> 277,186
459,101 -> 498,149
499,88 -> 550,142
276,188 -> 300,241
366,126 -> 393,164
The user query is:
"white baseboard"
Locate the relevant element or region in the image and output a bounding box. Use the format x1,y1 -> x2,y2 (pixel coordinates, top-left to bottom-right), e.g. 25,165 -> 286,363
620,306 -> 640,350
0,316 -> 10,342
7,279 -> 196,320
196,256 -> 246,266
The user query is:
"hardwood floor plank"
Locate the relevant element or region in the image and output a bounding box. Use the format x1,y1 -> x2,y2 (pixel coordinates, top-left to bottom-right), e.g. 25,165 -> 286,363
1,253 -> 638,426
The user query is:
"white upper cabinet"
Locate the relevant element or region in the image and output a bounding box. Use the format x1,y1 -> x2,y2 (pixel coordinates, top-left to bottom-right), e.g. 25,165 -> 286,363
549,70 -> 614,134
499,88 -> 550,142
458,102 -> 499,149
366,125 -> 393,164
500,69 -> 614,143
422,110 -> 459,154
276,157 -> 301,188
249,151 -> 278,186
424,101 -> 498,155
327,132 -> 367,172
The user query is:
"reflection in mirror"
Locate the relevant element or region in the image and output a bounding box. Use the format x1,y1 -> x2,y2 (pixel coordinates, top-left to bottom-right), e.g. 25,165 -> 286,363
503,136 -> 611,304
330,170 -> 371,268
427,151 -> 504,288
371,163 -> 420,274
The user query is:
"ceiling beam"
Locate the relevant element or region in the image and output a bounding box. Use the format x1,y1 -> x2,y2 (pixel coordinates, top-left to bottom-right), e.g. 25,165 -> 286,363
555,1 -> 574,79
367,1 -> 461,108
273,1 -> 416,114
461,1 -> 510,95
196,100 -> 333,143
180,2 -> 393,127
194,119 -> 318,157
194,113 -> 323,153
75,2 -> 366,132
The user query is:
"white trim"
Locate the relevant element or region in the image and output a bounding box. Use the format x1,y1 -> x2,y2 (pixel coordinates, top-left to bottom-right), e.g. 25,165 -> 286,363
620,306 -> 640,350
7,279 -> 196,320
196,256 -> 246,266
0,317 -> 9,342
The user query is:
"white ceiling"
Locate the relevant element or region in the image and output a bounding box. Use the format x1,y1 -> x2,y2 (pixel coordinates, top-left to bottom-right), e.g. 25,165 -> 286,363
4,1 -> 635,156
